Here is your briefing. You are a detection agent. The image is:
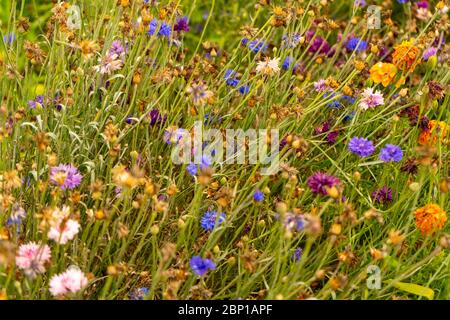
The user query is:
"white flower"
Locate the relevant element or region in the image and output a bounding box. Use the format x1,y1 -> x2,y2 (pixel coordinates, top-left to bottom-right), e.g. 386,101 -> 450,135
256,57 -> 281,76
48,219 -> 80,244
49,267 -> 88,297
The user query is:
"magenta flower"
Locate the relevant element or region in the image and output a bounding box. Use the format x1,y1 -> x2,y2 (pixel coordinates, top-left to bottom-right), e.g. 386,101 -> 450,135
50,164 -> 82,190
307,172 -> 341,195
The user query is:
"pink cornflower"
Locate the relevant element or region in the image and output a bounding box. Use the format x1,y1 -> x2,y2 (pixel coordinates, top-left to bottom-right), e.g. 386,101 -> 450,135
93,53 -> 123,74
359,88 -> 384,110
48,219 -> 80,244
307,172 -> 341,195
50,164 -> 82,190
314,79 -> 328,92
49,267 -> 88,297
16,242 -> 51,278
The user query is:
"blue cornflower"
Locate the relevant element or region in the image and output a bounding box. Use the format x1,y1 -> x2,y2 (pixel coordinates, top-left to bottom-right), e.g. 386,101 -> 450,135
247,39 -> 268,54
379,144 -> 403,163
239,85 -> 250,95
190,256 -> 216,276
341,95 -> 356,105
187,163 -> 198,176
241,38 -> 249,46
200,154 -> 213,171
282,56 -> 295,70
224,69 -> 239,87
253,190 -> 264,202
282,33 -> 301,48
324,92 -> 341,108
346,38 -> 368,51
125,115 -> 136,124
348,137 -> 375,158
147,19 -> 171,38
129,287 -> 149,300
397,0 -> 408,3
200,210 -> 225,231
147,19 -> 158,36
344,111 -> 356,122
292,248 -> 303,262
158,22 -> 172,37
3,32 -> 16,45
6,204 -> 26,233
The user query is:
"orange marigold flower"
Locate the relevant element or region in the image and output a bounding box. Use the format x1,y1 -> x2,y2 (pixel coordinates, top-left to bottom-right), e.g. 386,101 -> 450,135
414,203 -> 447,235
370,62 -> 397,87
392,40 -> 421,72
418,120 -> 449,146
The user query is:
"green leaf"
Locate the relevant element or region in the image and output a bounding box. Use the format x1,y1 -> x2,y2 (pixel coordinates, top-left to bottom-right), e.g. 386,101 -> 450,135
386,280 -> 434,300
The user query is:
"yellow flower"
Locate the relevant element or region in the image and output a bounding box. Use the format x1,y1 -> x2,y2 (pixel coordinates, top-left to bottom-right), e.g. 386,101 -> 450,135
392,40 -> 420,72
79,40 -> 99,60
414,204 -> 447,235
418,120 -> 449,146
369,62 -> 397,87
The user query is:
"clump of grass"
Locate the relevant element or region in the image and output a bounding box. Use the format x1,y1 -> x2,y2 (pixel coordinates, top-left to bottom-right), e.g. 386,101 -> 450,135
0,0 -> 448,300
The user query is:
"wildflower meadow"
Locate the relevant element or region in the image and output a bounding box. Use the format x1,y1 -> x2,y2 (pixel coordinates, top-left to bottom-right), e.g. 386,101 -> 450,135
0,0 -> 449,301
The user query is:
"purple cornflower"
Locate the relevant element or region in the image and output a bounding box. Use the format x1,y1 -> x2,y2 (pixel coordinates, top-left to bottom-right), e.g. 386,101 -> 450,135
416,0 -> 429,8
422,47 -> 437,61
355,0 -> 366,6
148,108 -> 166,126
307,172 -> 340,195
348,137 -> 375,158
253,190 -> 264,202
50,164 -> 82,190
345,37 -> 368,52
109,40 -> 126,56
129,287 -> 149,300
174,16 -> 190,33
200,210 -> 225,231
190,256 -> 216,276
314,79 -> 328,92
305,30 -> 331,55
313,122 -> 339,145
371,186 -> 393,205
379,144 -> 403,163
